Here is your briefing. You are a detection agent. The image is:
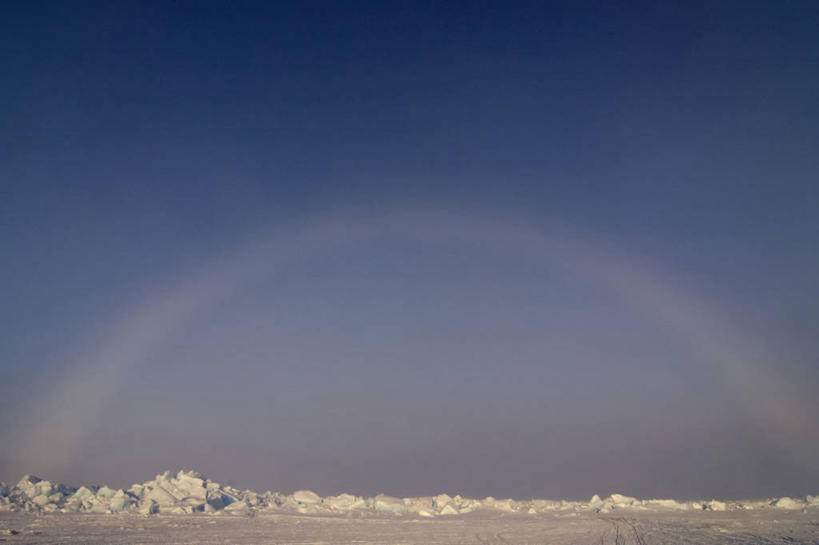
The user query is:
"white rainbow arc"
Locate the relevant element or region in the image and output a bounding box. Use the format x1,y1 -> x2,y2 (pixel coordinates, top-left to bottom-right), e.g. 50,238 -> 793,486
13,209 -> 818,481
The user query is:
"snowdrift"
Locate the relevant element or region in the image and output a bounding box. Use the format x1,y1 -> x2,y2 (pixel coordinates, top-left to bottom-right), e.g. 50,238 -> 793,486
1,470 -> 816,517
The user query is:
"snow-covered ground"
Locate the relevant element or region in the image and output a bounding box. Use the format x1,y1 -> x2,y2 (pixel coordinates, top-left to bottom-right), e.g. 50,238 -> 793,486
3,510 -> 819,544
2,469 -> 819,543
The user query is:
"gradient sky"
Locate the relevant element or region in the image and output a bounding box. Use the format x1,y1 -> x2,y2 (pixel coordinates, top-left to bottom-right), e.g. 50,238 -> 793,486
2,1 -> 818,500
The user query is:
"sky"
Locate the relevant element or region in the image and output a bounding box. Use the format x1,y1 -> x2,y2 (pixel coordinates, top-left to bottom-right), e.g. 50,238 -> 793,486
1,1 -> 819,500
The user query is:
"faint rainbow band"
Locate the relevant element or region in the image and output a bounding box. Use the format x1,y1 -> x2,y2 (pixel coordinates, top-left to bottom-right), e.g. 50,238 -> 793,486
12,208 -> 817,480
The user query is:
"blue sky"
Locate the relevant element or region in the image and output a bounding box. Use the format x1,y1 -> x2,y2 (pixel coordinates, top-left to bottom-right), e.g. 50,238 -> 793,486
1,1 -> 818,499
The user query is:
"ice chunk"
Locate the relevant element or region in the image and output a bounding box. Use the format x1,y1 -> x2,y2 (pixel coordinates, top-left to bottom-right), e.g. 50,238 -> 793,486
14,475 -> 41,493
174,471 -> 206,499
108,490 -> 134,512
292,490 -> 321,505
401,497 -> 432,514
645,499 -> 689,510
608,494 -> 637,507
85,500 -> 110,514
96,486 -> 118,500
433,493 -> 453,509
458,498 -> 481,513
772,497 -> 804,509
177,469 -> 204,481
295,503 -> 321,514
439,503 -> 459,515
144,485 -> 179,506
325,493 -> 363,510
706,500 -> 727,511
138,500 -> 159,515
373,494 -> 406,514
241,491 -> 261,507
588,494 -> 603,510
31,495 -> 50,507
225,500 -> 252,514
14,475 -> 54,499
492,499 -> 518,513
47,492 -> 65,504
70,486 -> 97,502
206,490 -> 229,510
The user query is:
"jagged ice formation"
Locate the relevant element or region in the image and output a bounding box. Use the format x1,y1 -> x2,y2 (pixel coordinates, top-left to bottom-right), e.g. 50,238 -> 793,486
2,470 -> 818,517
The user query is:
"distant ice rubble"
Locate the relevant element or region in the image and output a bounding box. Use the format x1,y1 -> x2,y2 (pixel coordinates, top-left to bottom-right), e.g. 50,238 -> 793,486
1,470 -> 817,517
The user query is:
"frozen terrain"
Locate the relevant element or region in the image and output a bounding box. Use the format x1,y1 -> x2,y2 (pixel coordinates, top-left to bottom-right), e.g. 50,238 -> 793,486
1,470 -> 818,543
3,509 -> 819,544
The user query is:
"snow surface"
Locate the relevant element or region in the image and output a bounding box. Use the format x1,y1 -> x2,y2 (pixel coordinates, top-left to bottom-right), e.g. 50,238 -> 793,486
2,509 -> 819,544
1,469 -> 817,517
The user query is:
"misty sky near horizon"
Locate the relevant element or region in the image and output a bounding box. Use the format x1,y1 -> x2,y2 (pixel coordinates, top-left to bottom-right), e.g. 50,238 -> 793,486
2,1 -> 819,500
